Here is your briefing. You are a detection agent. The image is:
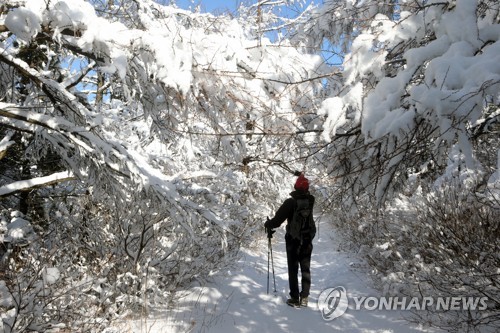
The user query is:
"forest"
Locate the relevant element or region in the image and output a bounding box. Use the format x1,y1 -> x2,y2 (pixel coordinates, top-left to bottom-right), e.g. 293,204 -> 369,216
0,0 -> 498,332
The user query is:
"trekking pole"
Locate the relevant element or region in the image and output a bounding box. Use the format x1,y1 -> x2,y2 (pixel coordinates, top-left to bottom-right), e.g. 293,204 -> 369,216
268,236 -> 277,294
267,236 -> 270,294
266,226 -> 277,294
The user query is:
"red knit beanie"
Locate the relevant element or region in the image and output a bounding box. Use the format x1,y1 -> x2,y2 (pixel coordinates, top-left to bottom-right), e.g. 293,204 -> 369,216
294,173 -> 309,192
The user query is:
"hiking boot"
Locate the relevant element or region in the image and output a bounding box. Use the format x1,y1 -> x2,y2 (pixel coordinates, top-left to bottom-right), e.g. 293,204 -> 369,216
300,296 -> 309,307
286,298 -> 300,307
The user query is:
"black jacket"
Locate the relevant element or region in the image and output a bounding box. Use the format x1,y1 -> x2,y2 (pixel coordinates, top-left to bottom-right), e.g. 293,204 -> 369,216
265,190 -> 315,238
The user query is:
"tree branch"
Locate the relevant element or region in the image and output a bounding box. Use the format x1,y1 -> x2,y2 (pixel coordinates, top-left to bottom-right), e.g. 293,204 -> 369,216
0,171 -> 75,198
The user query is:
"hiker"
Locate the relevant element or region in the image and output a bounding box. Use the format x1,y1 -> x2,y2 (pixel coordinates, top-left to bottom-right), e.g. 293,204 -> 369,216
264,173 -> 316,307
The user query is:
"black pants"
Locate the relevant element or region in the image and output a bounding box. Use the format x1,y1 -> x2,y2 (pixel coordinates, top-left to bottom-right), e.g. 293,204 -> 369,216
286,236 -> 313,300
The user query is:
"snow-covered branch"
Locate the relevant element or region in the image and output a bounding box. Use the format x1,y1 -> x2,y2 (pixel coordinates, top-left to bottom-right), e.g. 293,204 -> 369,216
0,132 -> 15,160
0,171 -> 74,198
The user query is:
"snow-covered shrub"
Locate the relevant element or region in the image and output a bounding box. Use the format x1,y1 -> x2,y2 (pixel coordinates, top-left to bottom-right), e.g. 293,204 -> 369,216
0,171 -> 259,331
330,181 -> 500,332
0,210 -> 109,332
407,187 -> 499,332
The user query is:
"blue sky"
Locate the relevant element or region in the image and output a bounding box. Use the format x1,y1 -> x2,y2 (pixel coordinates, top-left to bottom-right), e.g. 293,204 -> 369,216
174,0 -> 317,16
174,0 -> 243,14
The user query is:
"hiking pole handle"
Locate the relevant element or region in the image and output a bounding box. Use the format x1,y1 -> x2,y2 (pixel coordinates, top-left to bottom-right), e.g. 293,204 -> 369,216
266,227 -> 275,239
265,217 -> 275,239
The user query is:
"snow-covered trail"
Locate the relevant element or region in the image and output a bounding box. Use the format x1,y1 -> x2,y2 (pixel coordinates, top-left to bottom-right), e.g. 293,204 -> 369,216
117,221 -> 440,333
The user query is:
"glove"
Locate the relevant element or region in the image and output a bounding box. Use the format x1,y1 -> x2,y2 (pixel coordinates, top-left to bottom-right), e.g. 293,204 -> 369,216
266,227 -> 276,239
265,218 -> 274,238
264,217 -> 275,238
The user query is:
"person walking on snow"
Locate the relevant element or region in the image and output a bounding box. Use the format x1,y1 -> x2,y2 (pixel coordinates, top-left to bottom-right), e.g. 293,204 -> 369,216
264,173 -> 316,307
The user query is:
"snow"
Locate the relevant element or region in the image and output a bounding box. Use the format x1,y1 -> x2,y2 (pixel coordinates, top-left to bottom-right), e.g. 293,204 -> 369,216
5,216 -> 35,244
0,280 -> 15,333
0,0 -> 498,331
47,0 -> 96,32
0,132 -> 15,154
0,281 -> 13,308
43,268 -> 61,285
4,5 -> 43,42
0,171 -> 73,197
112,222 -> 440,333
318,96 -> 347,140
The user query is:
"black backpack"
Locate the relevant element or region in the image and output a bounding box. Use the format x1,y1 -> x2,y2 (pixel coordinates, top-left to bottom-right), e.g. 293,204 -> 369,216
289,197 -> 315,242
